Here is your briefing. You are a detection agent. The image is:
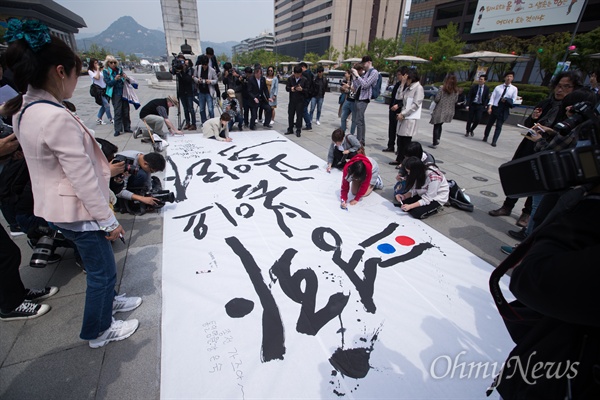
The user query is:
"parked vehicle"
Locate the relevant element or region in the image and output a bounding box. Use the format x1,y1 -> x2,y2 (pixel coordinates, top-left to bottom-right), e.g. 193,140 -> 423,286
422,85 -> 440,100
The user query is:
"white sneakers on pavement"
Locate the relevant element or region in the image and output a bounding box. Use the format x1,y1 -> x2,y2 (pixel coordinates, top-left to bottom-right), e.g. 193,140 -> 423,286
112,293 -> 142,315
89,318 -> 139,348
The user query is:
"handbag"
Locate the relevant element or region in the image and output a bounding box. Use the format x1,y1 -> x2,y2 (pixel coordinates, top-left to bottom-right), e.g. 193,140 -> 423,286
90,83 -> 105,106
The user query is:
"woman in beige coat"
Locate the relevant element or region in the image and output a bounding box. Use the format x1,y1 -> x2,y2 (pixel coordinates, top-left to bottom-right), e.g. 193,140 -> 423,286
429,74 -> 459,148
390,69 -> 425,167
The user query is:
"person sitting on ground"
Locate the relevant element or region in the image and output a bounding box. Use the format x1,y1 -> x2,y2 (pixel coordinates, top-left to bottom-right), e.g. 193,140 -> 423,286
393,141 -> 435,198
223,89 -> 244,131
113,151 -> 166,209
139,95 -> 182,136
326,128 -> 362,172
340,153 -> 383,209
396,156 -> 449,219
203,113 -> 232,142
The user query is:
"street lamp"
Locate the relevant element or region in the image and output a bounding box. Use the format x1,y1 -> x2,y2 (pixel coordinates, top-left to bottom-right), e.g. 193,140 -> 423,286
345,29 -> 357,47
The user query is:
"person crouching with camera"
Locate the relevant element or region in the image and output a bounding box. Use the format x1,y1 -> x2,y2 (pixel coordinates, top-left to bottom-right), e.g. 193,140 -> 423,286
112,151 -> 166,211
223,89 -> 244,131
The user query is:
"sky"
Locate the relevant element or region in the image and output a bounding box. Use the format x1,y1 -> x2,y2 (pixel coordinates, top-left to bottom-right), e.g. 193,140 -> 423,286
54,0 -> 274,43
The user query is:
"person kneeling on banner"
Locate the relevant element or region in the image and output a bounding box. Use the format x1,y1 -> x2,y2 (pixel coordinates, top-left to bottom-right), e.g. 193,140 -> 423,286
203,113 -> 232,142
339,153 -> 383,209
139,95 -> 182,137
326,128 -> 361,172
396,156 -> 448,219
112,151 -> 167,214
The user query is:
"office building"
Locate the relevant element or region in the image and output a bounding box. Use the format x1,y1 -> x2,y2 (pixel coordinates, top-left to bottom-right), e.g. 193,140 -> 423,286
274,0 -> 407,60
233,31 -> 275,56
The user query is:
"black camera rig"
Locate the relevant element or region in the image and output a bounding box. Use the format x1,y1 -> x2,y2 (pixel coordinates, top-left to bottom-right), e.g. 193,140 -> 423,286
499,101 -> 600,197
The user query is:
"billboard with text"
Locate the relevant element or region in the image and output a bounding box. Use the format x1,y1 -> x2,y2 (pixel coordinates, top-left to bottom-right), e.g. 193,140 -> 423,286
471,0 -> 584,34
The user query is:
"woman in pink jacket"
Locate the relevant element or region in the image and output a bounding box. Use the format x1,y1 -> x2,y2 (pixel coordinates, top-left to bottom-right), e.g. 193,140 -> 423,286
3,19 -> 141,348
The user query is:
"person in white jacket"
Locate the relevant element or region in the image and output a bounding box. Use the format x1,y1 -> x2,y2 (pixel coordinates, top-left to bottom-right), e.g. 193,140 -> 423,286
203,113 -> 232,142
396,156 -> 449,219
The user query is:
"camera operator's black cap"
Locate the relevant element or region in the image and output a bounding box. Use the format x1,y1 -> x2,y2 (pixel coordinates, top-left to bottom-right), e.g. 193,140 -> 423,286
244,66 -> 252,73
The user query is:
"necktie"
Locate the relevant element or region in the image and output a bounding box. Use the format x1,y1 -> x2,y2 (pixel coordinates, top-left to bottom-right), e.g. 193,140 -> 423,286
500,85 -> 508,99
476,86 -> 483,103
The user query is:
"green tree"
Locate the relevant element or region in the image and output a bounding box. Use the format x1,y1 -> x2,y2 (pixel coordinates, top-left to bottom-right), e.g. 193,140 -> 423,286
417,23 -> 468,79
117,51 -> 127,62
302,52 -> 320,65
369,37 -> 401,73
526,32 -> 570,85
342,43 -> 368,60
572,26 -> 600,75
129,53 -> 139,63
320,46 -> 340,63
218,52 -> 230,63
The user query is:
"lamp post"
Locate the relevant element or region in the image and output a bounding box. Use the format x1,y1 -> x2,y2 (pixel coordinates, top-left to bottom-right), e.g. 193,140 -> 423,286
345,29 -> 357,47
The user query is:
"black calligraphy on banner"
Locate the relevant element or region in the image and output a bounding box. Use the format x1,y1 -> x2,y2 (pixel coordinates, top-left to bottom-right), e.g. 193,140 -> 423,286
172,180 -> 311,240
223,223 -> 435,374
166,140 -> 319,202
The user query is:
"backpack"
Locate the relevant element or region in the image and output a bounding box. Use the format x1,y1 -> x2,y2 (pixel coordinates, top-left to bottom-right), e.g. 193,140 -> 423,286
447,179 -> 474,212
369,69 -> 382,100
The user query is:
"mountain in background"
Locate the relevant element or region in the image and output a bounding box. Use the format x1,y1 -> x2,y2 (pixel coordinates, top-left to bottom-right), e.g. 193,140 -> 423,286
75,16 -> 237,59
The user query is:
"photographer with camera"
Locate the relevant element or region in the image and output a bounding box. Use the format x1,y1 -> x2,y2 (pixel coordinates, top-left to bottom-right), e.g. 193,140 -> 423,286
170,54 -> 196,131
223,89 -> 244,131
489,97 -> 600,397
193,55 -> 218,125
490,71 -> 582,238
113,150 -> 166,209
0,131 -> 59,321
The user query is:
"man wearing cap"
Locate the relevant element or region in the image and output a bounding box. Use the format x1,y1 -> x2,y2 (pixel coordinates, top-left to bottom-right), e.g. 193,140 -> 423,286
139,96 -> 183,136
247,63 -> 272,130
223,89 -> 244,131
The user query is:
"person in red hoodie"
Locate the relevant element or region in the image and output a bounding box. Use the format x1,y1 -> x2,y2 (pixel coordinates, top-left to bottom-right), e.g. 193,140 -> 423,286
340,153 -> 383,209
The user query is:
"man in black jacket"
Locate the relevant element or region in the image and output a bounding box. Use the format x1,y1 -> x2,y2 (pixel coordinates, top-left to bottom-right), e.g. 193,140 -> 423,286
286,65 -> 308,137
464,74 -> 489,137
300,62 -> 314,130
383,67 -> 408,153
139,96 -> 182,136
247,64 -> 272,130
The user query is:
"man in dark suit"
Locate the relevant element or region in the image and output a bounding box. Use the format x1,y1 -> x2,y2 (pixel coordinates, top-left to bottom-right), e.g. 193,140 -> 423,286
465,74 -> 489,137
285,65 -> 309,137
247,63 -> 272,130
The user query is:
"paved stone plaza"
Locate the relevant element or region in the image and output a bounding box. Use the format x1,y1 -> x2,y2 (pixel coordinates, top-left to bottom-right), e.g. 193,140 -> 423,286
0,72 -> 529,399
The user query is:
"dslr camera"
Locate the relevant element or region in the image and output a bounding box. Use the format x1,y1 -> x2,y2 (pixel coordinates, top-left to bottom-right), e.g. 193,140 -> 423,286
113,155 -> 139,176
499,101 -> 600,197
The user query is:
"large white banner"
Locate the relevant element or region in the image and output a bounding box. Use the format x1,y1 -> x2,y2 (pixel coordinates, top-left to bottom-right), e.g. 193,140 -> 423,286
471,0 -> 584,34
161,131 -> 514,399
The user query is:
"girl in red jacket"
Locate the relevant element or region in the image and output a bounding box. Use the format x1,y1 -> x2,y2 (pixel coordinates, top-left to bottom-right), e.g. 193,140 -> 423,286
340,153 -> 383,209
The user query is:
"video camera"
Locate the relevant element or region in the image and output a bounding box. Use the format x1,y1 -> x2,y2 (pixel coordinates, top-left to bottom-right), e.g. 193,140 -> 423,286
171,53 -> 185,73
145,189 -> 175,207
499,101 -> 600,197
113,155 -> 139,176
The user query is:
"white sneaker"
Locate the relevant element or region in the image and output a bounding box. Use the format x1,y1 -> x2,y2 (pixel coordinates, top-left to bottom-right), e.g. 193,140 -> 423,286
316,120 -> 320,126
96,119 -> 106,125
112,293 -> 142,315
89,318 -> 139,348
269,120 -> 275,126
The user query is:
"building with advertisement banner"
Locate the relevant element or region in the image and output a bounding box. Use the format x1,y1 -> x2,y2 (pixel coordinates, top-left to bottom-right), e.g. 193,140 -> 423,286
405,0 -> 600,84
